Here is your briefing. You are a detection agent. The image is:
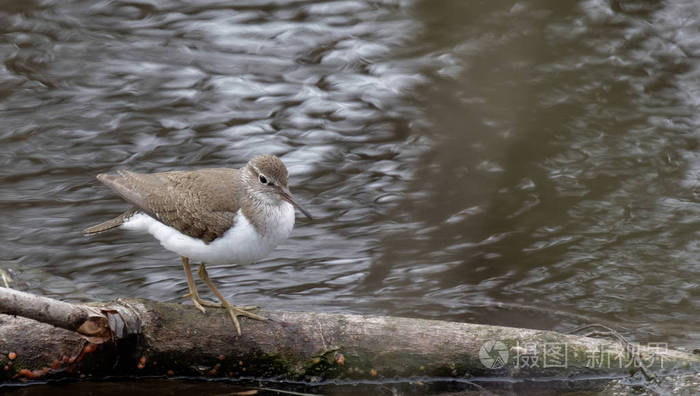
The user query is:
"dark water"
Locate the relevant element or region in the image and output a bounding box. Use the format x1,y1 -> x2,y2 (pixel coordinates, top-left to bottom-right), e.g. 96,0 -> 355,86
1,0 -> 698,392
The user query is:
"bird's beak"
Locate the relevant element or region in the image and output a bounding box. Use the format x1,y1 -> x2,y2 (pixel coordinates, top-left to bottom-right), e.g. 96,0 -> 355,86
278,187 -> 313,220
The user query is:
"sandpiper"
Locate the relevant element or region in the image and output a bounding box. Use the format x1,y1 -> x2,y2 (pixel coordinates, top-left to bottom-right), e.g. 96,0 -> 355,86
84,154 -> 312,334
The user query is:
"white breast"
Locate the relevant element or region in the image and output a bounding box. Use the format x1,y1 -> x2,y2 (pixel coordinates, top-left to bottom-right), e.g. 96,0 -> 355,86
121,203 -> 295,265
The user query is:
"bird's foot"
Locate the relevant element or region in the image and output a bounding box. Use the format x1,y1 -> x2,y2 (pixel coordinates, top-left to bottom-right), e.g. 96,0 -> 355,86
181,256 -> 215,313
182,292 -> 222,309
187,292 -> 207,314
182,292 -> 258,311
196,263 -> 266,335
220,300 -> 267,335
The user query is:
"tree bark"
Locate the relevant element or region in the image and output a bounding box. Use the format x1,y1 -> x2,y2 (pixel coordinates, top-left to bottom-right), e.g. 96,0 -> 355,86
0,288 -> 697,392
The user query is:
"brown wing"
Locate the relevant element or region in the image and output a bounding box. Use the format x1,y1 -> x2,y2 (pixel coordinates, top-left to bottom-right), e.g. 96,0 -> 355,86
97,168 -> 242,243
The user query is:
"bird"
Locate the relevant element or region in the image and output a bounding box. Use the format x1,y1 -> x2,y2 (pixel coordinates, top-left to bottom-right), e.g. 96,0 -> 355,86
84,154 -> 312,334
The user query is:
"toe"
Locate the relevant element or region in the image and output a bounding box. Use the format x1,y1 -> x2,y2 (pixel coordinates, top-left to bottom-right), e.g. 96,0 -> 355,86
227,309 -> 242,335
191,298 -> 207,314
231,307 -> 267,321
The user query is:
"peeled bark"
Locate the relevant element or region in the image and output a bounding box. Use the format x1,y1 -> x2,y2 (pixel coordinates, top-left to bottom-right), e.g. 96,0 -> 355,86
0,288 -> 697,393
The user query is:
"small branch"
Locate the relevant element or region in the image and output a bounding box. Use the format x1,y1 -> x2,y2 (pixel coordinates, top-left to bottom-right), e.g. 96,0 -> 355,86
0,288 -> 138,343
0,269 -> 11,288
0,287 -> 91,333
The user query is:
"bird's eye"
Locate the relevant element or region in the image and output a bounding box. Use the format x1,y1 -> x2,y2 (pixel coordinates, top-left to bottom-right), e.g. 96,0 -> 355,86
259,175 -> 268,184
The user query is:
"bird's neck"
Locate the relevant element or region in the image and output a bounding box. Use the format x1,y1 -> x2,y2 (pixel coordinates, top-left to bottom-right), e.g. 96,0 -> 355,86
240,197 -> 292,237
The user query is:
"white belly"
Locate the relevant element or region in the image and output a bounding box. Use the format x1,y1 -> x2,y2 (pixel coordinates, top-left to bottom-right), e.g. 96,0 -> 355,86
120,204 -> 295,265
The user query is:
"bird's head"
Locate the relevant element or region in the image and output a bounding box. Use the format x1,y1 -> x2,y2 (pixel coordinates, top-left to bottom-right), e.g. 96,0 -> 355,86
244,154 -> 312,219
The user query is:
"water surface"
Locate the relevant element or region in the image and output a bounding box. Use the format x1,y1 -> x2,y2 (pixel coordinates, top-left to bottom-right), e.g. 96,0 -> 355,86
0,0 -> 698,386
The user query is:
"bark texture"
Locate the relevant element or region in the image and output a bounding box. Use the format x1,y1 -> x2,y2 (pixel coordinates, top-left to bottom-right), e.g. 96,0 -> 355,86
0,288 -> 697,391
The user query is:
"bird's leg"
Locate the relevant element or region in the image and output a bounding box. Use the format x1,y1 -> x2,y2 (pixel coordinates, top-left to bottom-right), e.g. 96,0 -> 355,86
181,256 -> 221,311
196,263 -> 267,335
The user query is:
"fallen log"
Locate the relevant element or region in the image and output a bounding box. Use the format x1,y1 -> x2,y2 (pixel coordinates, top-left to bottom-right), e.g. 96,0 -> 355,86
0,287 -> 697,392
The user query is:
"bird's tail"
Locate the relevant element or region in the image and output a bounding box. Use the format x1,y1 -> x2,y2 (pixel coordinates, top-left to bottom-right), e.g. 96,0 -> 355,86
83,208 -> 137,235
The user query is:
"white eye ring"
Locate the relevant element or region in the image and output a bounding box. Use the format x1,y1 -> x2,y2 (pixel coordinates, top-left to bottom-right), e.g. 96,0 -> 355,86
259,174 -> 268,184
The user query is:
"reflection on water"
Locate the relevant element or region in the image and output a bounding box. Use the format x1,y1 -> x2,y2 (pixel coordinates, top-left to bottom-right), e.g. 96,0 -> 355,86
370,0 -> 700,348
0,0 -> 698,378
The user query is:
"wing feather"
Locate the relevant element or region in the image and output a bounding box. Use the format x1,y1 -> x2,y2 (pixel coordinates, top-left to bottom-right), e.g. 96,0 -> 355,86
97,168 -> 241,243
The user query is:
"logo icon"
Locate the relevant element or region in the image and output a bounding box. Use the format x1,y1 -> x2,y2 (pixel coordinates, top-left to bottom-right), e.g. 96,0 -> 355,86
479,340 -> 508,369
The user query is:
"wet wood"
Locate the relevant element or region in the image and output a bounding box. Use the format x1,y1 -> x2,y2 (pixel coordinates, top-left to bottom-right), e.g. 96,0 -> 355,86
0,288 -> 697,390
